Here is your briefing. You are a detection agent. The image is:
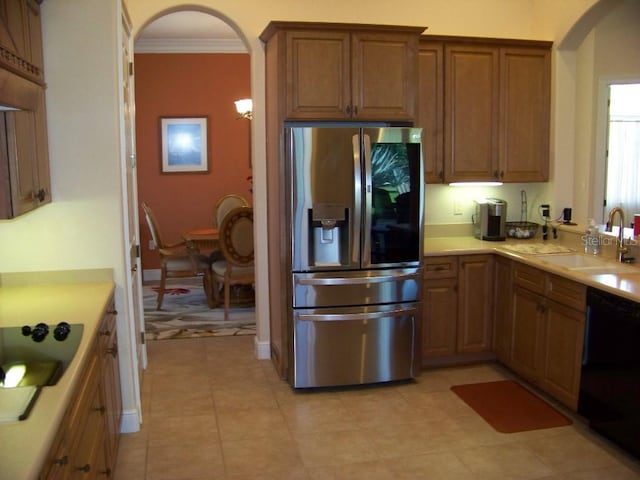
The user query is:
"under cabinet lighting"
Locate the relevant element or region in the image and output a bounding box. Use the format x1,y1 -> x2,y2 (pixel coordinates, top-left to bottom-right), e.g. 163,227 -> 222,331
449,182 -> 503,187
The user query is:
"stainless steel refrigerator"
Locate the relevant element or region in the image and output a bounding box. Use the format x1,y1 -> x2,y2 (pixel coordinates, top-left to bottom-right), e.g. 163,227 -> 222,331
286,125 -> 424,388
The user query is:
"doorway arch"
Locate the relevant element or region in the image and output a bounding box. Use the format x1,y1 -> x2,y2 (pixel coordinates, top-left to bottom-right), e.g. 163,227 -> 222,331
131,8 -> 268,358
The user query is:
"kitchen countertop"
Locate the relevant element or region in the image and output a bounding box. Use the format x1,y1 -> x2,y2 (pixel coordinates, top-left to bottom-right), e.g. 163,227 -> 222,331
0,269 -> 115,480
425,236 -> 640,302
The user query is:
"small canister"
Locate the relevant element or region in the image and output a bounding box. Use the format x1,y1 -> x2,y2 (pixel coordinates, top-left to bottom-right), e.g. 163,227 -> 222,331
634,214 -> 640,237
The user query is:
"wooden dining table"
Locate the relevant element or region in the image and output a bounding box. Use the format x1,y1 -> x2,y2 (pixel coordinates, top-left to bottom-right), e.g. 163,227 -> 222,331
182,227 -> 219,256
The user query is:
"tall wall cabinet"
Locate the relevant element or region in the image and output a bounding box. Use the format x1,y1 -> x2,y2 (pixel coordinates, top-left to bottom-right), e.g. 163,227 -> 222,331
260,21 -> 424,378
417,36 -> 552,184
0,0 -> 50,218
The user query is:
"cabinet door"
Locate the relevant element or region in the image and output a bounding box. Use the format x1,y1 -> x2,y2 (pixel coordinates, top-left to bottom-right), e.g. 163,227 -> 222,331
443,44 -> 499,183
457,255 -> 494,353
422,277 -> 457,358
351,31 -> 417,121
541,300 -> 585,410
498,47 -> 550,182
511,285 -> 545,382
285,30 -> 351,120
417,41 -> 444,183
493,255 -> 512,363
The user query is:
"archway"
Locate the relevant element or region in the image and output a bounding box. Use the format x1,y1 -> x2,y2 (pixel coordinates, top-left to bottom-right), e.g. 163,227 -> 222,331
132,9 -> 256,347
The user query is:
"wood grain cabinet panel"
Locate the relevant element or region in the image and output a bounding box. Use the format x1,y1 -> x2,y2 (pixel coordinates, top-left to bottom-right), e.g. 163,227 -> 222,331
422,254 -> 494,364
503,262 -> 586,410
40,298 -> 122,479
0,0 -> 50,219
263,22 -> 423,122
417,36 -> 551,184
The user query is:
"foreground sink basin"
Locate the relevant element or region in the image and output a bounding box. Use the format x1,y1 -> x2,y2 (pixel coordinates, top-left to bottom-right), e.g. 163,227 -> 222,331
535,253 -> 638,274
0,323 -> 83,388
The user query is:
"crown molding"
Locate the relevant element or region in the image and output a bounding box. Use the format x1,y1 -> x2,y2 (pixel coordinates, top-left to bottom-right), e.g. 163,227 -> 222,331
134,38 -> 247,54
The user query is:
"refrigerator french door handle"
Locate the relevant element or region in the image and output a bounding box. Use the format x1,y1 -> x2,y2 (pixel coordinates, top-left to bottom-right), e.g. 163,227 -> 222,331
298,308 -> 416,322
297,272 -> 418,286
352,134 -> 362,265
362,133 -> 372,267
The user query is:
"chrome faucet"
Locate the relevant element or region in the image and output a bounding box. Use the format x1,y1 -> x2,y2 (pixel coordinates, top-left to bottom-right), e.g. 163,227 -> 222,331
606,207 -> 629,262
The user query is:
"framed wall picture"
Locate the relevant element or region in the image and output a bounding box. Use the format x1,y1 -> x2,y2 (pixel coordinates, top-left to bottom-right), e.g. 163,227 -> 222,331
160,116 -> 208,173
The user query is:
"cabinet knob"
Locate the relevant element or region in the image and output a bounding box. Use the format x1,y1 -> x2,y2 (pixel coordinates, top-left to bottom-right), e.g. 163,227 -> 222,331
35,188 -> 46,202
53,455 -> 69,466
345,105 -> 352,115
77,464 -> 91,473
107,345 -> 118,358
94,405 -> 106,414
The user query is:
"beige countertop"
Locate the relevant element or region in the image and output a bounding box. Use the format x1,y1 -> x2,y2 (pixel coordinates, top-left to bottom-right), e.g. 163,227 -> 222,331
0,269 -> 115,480
425,236 -> 640,302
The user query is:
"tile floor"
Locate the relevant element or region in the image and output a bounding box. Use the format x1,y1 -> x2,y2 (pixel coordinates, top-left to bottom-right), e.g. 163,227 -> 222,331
114,336 -> 640,479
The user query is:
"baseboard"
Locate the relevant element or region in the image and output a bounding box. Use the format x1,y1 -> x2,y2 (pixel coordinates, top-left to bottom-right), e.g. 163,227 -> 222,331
254,336 -> 270,360
143,269 -> 161,282
119,408 -> 142,433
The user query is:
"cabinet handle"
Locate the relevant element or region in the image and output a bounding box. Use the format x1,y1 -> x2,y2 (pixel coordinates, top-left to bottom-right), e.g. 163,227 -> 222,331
99,468 -> 112,477
494,170 -> 500,179
77,464 -> 91,473
107,309 -> 118,315
107,345 -> 118,358
439,171 -> 444,181
353,105 -> 358,116
94,405 -> 106,414
345,105 -> 351,115
34,188 -> 46,202
53,455 -> 69,466
500,170 -> 504,179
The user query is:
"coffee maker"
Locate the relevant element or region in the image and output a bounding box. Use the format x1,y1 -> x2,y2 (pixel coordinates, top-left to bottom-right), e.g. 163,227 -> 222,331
473,198 -> 507,241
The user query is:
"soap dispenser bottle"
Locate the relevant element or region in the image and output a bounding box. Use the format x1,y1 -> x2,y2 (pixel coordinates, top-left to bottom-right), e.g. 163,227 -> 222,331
585,219 -> 600,255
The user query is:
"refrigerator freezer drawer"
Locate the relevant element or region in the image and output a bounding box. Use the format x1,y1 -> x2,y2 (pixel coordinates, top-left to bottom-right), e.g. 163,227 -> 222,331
292,303 -> 419,388
293,268 -> 421,308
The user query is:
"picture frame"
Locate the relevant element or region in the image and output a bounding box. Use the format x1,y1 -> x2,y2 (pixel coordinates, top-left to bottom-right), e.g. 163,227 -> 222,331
160,116 -> 208,173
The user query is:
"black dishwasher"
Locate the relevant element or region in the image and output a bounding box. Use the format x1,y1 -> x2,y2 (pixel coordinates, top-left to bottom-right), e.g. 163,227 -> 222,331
579,287 -> 640,457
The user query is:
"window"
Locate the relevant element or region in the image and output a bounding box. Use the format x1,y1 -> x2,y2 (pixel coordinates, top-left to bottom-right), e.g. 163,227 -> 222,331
604,83 -> 640,223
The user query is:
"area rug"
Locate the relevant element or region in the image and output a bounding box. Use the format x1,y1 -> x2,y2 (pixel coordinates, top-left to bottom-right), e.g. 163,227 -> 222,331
450,380 -> 572,433
143,280 -> 256,340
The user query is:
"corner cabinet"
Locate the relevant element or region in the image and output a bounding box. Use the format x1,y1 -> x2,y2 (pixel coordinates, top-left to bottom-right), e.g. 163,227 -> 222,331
39,298 -> 122,479
422,254 -> 495,365
507,262 -> 586,410
260,22 -> 424,122
0,0 -> 51,219
416,36 -> 551,184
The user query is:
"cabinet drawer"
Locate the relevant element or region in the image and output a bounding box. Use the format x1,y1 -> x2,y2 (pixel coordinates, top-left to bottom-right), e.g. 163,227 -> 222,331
513,262 -> 545,294
424,256 -> 457,279
546,274 -> 586,312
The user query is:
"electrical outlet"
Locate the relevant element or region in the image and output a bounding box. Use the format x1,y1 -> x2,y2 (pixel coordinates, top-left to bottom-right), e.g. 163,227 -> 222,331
148,239 -> 156,250
541,204 -> 550,218
453,200 -> 463,215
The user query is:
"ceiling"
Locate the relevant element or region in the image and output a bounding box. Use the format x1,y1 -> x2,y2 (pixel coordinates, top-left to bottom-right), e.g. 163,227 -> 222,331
134,11 -> 247,53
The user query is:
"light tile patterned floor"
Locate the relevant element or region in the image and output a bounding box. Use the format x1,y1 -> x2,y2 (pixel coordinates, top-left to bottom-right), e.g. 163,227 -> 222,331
114,336 -> 640,479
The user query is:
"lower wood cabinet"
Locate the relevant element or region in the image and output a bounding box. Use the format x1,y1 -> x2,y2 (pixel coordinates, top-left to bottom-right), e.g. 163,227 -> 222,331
39,297 -> 121,479
423,254 -> 494,364
509,263 -> 586,409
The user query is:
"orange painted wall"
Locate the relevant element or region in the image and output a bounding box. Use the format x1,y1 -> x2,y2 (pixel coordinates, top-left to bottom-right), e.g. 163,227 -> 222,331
134,53 -> 252,273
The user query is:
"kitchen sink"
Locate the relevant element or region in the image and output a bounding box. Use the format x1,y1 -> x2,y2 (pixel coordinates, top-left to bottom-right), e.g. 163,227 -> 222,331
535,253 -> 638,274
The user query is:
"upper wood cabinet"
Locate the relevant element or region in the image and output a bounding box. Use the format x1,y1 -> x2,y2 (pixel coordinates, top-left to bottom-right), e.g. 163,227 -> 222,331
0,0 -> 49,219
260,22 -> 424,122
416,36 -> 551,184
0,0 -> 45,84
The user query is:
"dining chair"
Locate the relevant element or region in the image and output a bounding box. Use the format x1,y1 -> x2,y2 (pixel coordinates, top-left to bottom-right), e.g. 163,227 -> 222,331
210,206 -> 255,320
213,194 -> 249,228
141,202 -> 214,310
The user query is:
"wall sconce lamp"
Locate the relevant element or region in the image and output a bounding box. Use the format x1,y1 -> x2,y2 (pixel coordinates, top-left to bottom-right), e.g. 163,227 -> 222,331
234,98 -> 253,120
